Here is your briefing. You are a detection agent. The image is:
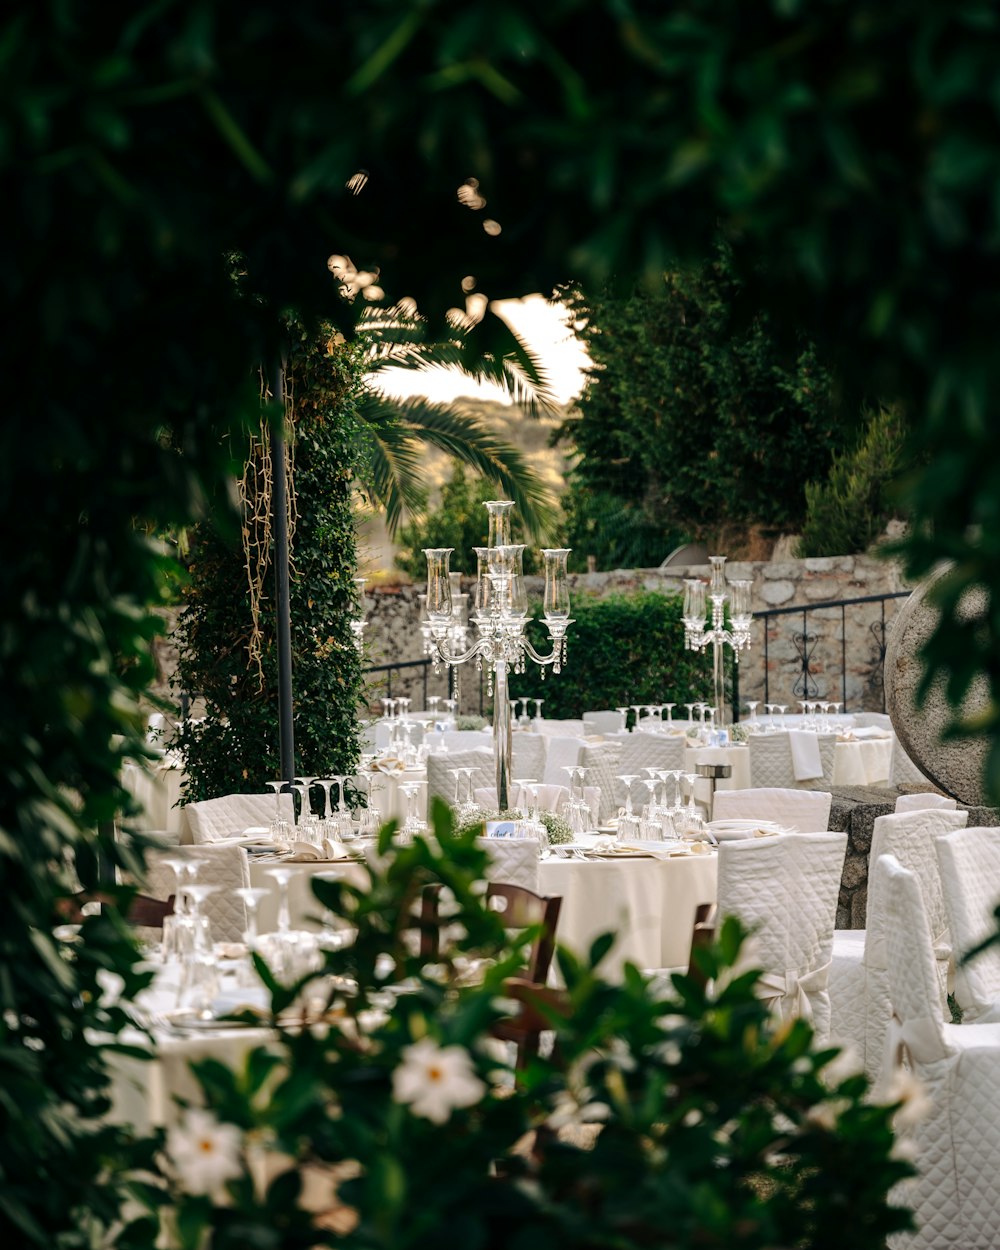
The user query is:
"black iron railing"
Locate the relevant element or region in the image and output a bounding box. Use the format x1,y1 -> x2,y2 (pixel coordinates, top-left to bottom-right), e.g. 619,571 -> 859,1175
756,591 -> 910,711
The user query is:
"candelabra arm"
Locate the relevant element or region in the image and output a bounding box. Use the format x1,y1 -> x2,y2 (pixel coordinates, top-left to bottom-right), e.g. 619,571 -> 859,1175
429,634 -> 490,668
520,636 -> 563,666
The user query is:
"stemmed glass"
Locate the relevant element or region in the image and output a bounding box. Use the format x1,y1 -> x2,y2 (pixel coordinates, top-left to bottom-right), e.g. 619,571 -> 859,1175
746,701 -> 759,733
616,774 -> 641,841
684,702 -> 696,725
637,778 -> 659,839
662,703 -> 676,726
399,781 -> 427,841
233,886 -> 271,988
159,855 -> 198,963
427,695 -> 441,719
615,706 -> 630,732
680,772 -> 701,828
265,780 -> 288,832
764,704 -> 777,733
264,866 -> 296,936
176,883 -> 219,1017
354,769 -> 381,837
630,704 -> 645,732
530,698 -> 543,720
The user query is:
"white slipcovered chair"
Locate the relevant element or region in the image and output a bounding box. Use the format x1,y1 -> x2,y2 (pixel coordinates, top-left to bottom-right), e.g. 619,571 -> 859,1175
716,831 -> 847,1043
425,748 -> 494,807
889,735 -> 927,787
711,787 -> 832,833
614,732 -> 685,810
143,844 -> 250,944
852,711 -> 892,730
475,837 -> 541,892
441,730 -> 493,751
542,735 -> 587,785
583,709 -> 626,735
894,792 -> 957,813
935,825 -> 1000,1023
827,807 -> 969,1078
532,718 -> 586,738
185,792 -> 294,844
748,733 -> 799,789
511,732 -> 547,782
580,741 -> 623,824
877,854 -> 1000,1250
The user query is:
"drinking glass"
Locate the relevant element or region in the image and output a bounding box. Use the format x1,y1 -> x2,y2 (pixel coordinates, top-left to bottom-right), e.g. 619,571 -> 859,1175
631,704 -> 645,731
264,866 -> 296,935
617,774 -> 639,817
615,706 -> 630,732
663,703 -> 676,725
532,698 -> 544,720
176,883 -> 219,1017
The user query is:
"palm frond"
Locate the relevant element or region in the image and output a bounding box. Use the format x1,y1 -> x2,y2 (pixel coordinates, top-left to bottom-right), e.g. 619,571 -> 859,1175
363,394 -> 556,539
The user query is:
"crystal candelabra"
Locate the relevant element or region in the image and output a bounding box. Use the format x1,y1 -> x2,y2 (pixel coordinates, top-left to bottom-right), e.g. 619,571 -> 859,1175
681,556 -> 753,726
423,501 -> 572,810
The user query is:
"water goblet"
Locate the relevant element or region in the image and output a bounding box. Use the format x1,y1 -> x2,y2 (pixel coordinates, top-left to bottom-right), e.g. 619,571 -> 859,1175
681,772 -> 701,823
458,768 -> 480,821
617,774 -> 639,817
290,782 -> 311,825
746,701 -> 759,732
427,695 -> 441,718
265,780 -> 287,823
615,706 -> 630,732
663,702 -> 676,725
176,882 -> 220,1016
532,698 -> 544,720
631,704 -> 645,731
234,886 -> 271,952
684,702 -> 697,725
777,705 -> 788,725
400,781 -> 427,840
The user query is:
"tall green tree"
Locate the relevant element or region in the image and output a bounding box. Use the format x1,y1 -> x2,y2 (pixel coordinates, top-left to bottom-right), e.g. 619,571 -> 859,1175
560,254 -> 844,569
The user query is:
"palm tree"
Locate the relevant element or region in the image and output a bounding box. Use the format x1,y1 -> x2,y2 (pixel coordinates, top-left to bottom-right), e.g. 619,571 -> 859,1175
355,302 -> 560,539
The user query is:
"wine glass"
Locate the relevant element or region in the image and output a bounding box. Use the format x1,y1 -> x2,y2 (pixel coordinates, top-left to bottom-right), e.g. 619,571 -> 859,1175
631,704 -> 645,731
234,886 -> 271,951
663,703 -> 676,725
355,769 -> 381,837
176,882 -> 219,1017
399,781 -> 427,840
265,780 -> 287,825
313,867 -> 353,950
746,701 -> 759,732
615,706 -> 630,732
264,866 -> 296,935
617,774 -> 639,817
684,702 -> 696,725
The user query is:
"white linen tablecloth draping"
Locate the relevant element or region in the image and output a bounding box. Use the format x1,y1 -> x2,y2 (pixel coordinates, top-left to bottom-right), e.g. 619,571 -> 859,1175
538,850 -> 718,979
832,737 -> 893,786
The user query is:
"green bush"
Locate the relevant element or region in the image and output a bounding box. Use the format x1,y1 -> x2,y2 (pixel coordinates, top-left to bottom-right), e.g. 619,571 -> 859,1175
508,590 -> 717,721
173,327 -> 368,799
797,405 -> 909,558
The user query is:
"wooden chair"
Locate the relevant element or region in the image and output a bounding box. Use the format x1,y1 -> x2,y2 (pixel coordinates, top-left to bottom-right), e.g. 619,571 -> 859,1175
485,882 -> 562,984
57,891 -> 175,928
686,902 -> 717,990
484,884 -> 563,1070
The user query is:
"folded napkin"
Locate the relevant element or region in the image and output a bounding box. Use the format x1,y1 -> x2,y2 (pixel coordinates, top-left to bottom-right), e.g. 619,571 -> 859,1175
787,729 -> 824,781
850,725 -> 891,739
284,839 -> 348,863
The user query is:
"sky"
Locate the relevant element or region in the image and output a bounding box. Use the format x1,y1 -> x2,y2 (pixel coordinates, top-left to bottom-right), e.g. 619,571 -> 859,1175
371,293 -> 591,406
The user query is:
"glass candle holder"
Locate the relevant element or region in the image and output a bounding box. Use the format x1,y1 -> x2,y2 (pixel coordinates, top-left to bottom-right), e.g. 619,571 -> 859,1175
484,499 -> 515,549
541,548 -> 571,619
423,548 -> 454,621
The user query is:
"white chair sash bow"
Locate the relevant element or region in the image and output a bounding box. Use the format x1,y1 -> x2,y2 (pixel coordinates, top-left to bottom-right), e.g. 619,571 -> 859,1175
757,958 -> 831,1022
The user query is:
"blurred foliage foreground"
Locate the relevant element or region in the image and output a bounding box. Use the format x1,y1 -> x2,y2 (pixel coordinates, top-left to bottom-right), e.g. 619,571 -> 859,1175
114,803 -> 913,1250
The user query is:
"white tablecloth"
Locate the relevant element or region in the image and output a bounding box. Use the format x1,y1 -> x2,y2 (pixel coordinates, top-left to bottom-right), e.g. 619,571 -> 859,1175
539,850 -> 718,979
832,736 -> 893,786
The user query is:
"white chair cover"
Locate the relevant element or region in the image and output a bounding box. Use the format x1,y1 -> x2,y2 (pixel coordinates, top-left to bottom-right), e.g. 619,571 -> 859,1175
894,792 -> 957,813
425,748 -> 494,806
935,825 -> 1000,1023
442,730 -> 493,751
583,710 -> 626,734
614,732 -> 685,809
877,854 -> 1000,1250
542,735 -> 587,785
828,806 -> 968,1079
185,793 -> 294,844
748,734 -> 799,789
716,831 -> 847,1043
580,741 -> 623,823
852,711 -> 892,730
532,718 -> 586,738
711,787 -> 832,833
143,844 -> 251,944
889,735 -> 927,786
511,733 -> 547,782
474,837 -> 541,892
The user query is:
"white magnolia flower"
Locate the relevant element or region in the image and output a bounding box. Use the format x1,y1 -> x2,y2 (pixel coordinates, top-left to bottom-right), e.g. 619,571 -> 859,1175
546,1091 -> 611,1129
165,1107 -> 243,1198
886,1069 -> 933,1131
392,1038 -> 486,1125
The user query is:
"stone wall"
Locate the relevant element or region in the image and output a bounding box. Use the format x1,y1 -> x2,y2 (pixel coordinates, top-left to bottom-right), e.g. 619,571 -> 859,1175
363,554 -> 913,716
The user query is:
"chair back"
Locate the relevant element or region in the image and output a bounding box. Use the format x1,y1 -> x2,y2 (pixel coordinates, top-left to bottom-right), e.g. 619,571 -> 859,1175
935,825 -> 1000,1022
580,741 -> 623,823
716,831 -> 847,1042
747,734 -> 799,788
186,792 -> 293,844
711,787 -> 832,832
532,719 -> 586,738
889,735 -> 927,786
895,792 -> 957,813
425,748 -> 493,805
441,730 -> 493,751
875,854 -> 952,1073
583,710 -> 625,735
144,844 -> 251,944
476,837 -> 541,892
542,736 -> 587,785
511,733 -> 547,781
485,882 -> 561,983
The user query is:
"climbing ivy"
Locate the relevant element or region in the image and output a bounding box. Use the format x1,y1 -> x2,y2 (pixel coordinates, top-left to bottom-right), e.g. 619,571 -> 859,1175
173,327 -> 368,800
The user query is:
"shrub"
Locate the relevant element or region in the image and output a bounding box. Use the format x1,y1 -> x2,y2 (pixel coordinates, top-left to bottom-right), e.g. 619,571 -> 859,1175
509,590 -> 717,720
797,404 -> 910,557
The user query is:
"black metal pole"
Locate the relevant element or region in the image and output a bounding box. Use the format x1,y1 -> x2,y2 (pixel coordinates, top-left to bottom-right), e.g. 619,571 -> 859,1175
272,361 -> 295,784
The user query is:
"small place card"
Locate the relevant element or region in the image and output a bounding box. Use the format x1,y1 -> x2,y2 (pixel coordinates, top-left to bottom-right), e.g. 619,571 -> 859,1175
486,820 -> 519,839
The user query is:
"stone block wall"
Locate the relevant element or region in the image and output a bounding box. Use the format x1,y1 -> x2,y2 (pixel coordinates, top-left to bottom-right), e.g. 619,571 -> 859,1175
364,554 -> 912,716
